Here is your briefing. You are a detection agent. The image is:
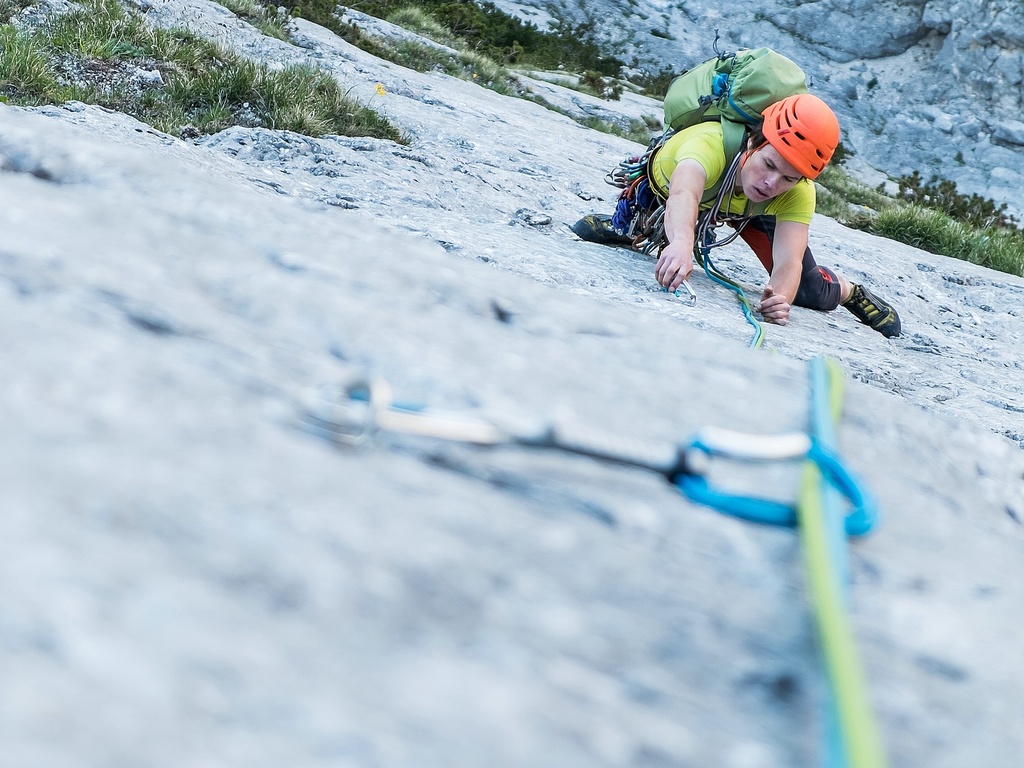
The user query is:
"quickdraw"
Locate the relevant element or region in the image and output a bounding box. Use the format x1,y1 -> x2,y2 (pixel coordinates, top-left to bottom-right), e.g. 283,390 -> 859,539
299,360 -> 877,535
299,356 -> 887,767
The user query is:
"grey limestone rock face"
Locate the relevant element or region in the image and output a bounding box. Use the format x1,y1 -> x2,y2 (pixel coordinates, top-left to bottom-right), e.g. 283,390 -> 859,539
1,1 -> 1023,767
773,0 -> 934,62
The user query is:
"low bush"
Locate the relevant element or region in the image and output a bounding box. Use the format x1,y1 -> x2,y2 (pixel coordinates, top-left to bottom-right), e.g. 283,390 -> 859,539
897,170 -> 1018,230
631,65 -> 677,98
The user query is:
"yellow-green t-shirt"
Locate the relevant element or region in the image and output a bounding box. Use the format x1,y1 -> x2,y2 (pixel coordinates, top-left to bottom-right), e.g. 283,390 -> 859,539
649,122 -> 816,225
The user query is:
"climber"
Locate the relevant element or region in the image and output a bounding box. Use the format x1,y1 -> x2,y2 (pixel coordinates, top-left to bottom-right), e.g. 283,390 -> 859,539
572,93 -> 901,338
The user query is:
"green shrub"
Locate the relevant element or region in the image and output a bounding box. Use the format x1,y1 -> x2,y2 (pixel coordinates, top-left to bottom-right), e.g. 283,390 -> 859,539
632,65 -> 677,98
897,170 -> 1017,230
579,69 -> 621,101
280,0 -> 623,76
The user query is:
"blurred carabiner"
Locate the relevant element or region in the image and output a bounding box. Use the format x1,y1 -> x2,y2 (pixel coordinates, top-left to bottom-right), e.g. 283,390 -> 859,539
674,426 -> 875,534
298,378 -> 505,447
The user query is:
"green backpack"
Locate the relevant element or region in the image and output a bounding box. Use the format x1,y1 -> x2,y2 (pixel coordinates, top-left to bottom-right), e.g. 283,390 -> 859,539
662,46 -> 808,203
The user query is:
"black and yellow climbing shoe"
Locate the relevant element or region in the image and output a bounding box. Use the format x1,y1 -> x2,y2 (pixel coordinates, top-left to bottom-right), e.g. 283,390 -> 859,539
570,213 -> 634,246
842,284 -> 901,338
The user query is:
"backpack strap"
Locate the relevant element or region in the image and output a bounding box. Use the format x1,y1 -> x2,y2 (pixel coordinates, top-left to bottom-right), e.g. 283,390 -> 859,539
700,119 -> 749,206
644,120 -> 757,214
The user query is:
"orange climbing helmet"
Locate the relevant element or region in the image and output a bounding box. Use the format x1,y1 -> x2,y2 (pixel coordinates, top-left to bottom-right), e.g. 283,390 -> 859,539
760,93 -> 840,179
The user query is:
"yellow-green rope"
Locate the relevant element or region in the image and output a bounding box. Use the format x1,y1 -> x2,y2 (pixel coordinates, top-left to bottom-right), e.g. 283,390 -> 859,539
798,358 -> 887,768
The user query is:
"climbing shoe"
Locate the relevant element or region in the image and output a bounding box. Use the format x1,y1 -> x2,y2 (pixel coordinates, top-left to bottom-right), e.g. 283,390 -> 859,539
842,284 -> 901,338
570,213 -> 634,246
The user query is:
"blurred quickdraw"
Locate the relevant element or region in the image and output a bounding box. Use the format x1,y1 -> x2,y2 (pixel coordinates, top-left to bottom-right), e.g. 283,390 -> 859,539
300,358 -> 887,767
297,370 -> 876,535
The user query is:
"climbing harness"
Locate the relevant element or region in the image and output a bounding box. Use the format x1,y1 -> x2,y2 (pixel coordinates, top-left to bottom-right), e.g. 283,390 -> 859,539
605,133 -> 697,307
299,356 -> 886,767
606,135 -> 667,256
606,131 -> 767,347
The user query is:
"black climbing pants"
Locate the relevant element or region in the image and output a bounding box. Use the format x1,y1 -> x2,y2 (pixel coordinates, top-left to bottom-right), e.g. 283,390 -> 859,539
735,215 -> 843,311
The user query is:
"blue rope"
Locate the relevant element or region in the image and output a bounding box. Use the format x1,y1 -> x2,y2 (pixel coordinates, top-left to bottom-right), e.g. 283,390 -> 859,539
698,242 -> 765,349
801,357 -> 887,768
808,357 -> 852,768
675,358 -> 883,767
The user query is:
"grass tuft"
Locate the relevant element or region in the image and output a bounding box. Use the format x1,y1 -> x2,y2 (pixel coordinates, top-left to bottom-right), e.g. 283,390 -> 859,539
0,0 -> 406,142
816,162 -> 1024,277
217,0 -> 290,41
385,5 -> 448,42
0,23 -> 63,101
871,206 -> 1024,275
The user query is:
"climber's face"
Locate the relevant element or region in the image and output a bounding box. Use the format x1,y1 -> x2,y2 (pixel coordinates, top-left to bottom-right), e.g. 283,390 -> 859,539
738,144 -> 803,202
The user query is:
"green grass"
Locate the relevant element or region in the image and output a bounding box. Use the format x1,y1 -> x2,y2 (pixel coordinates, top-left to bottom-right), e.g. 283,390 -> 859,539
341,8 -> 512,91
11,0 -> 1020,277
815,163 -> 897,223
315,3 -> 647,140
385,5 -> 449,41
538,70 -> 624,101
580,115 -> 655,144
0,24 -> 61,101
333,9 -> 526,97
816,163 -> 1024,277
0,0 -> 406,142
871,206 -> 1024,275
217,0 -> 290,40
275,0 -> 634,104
